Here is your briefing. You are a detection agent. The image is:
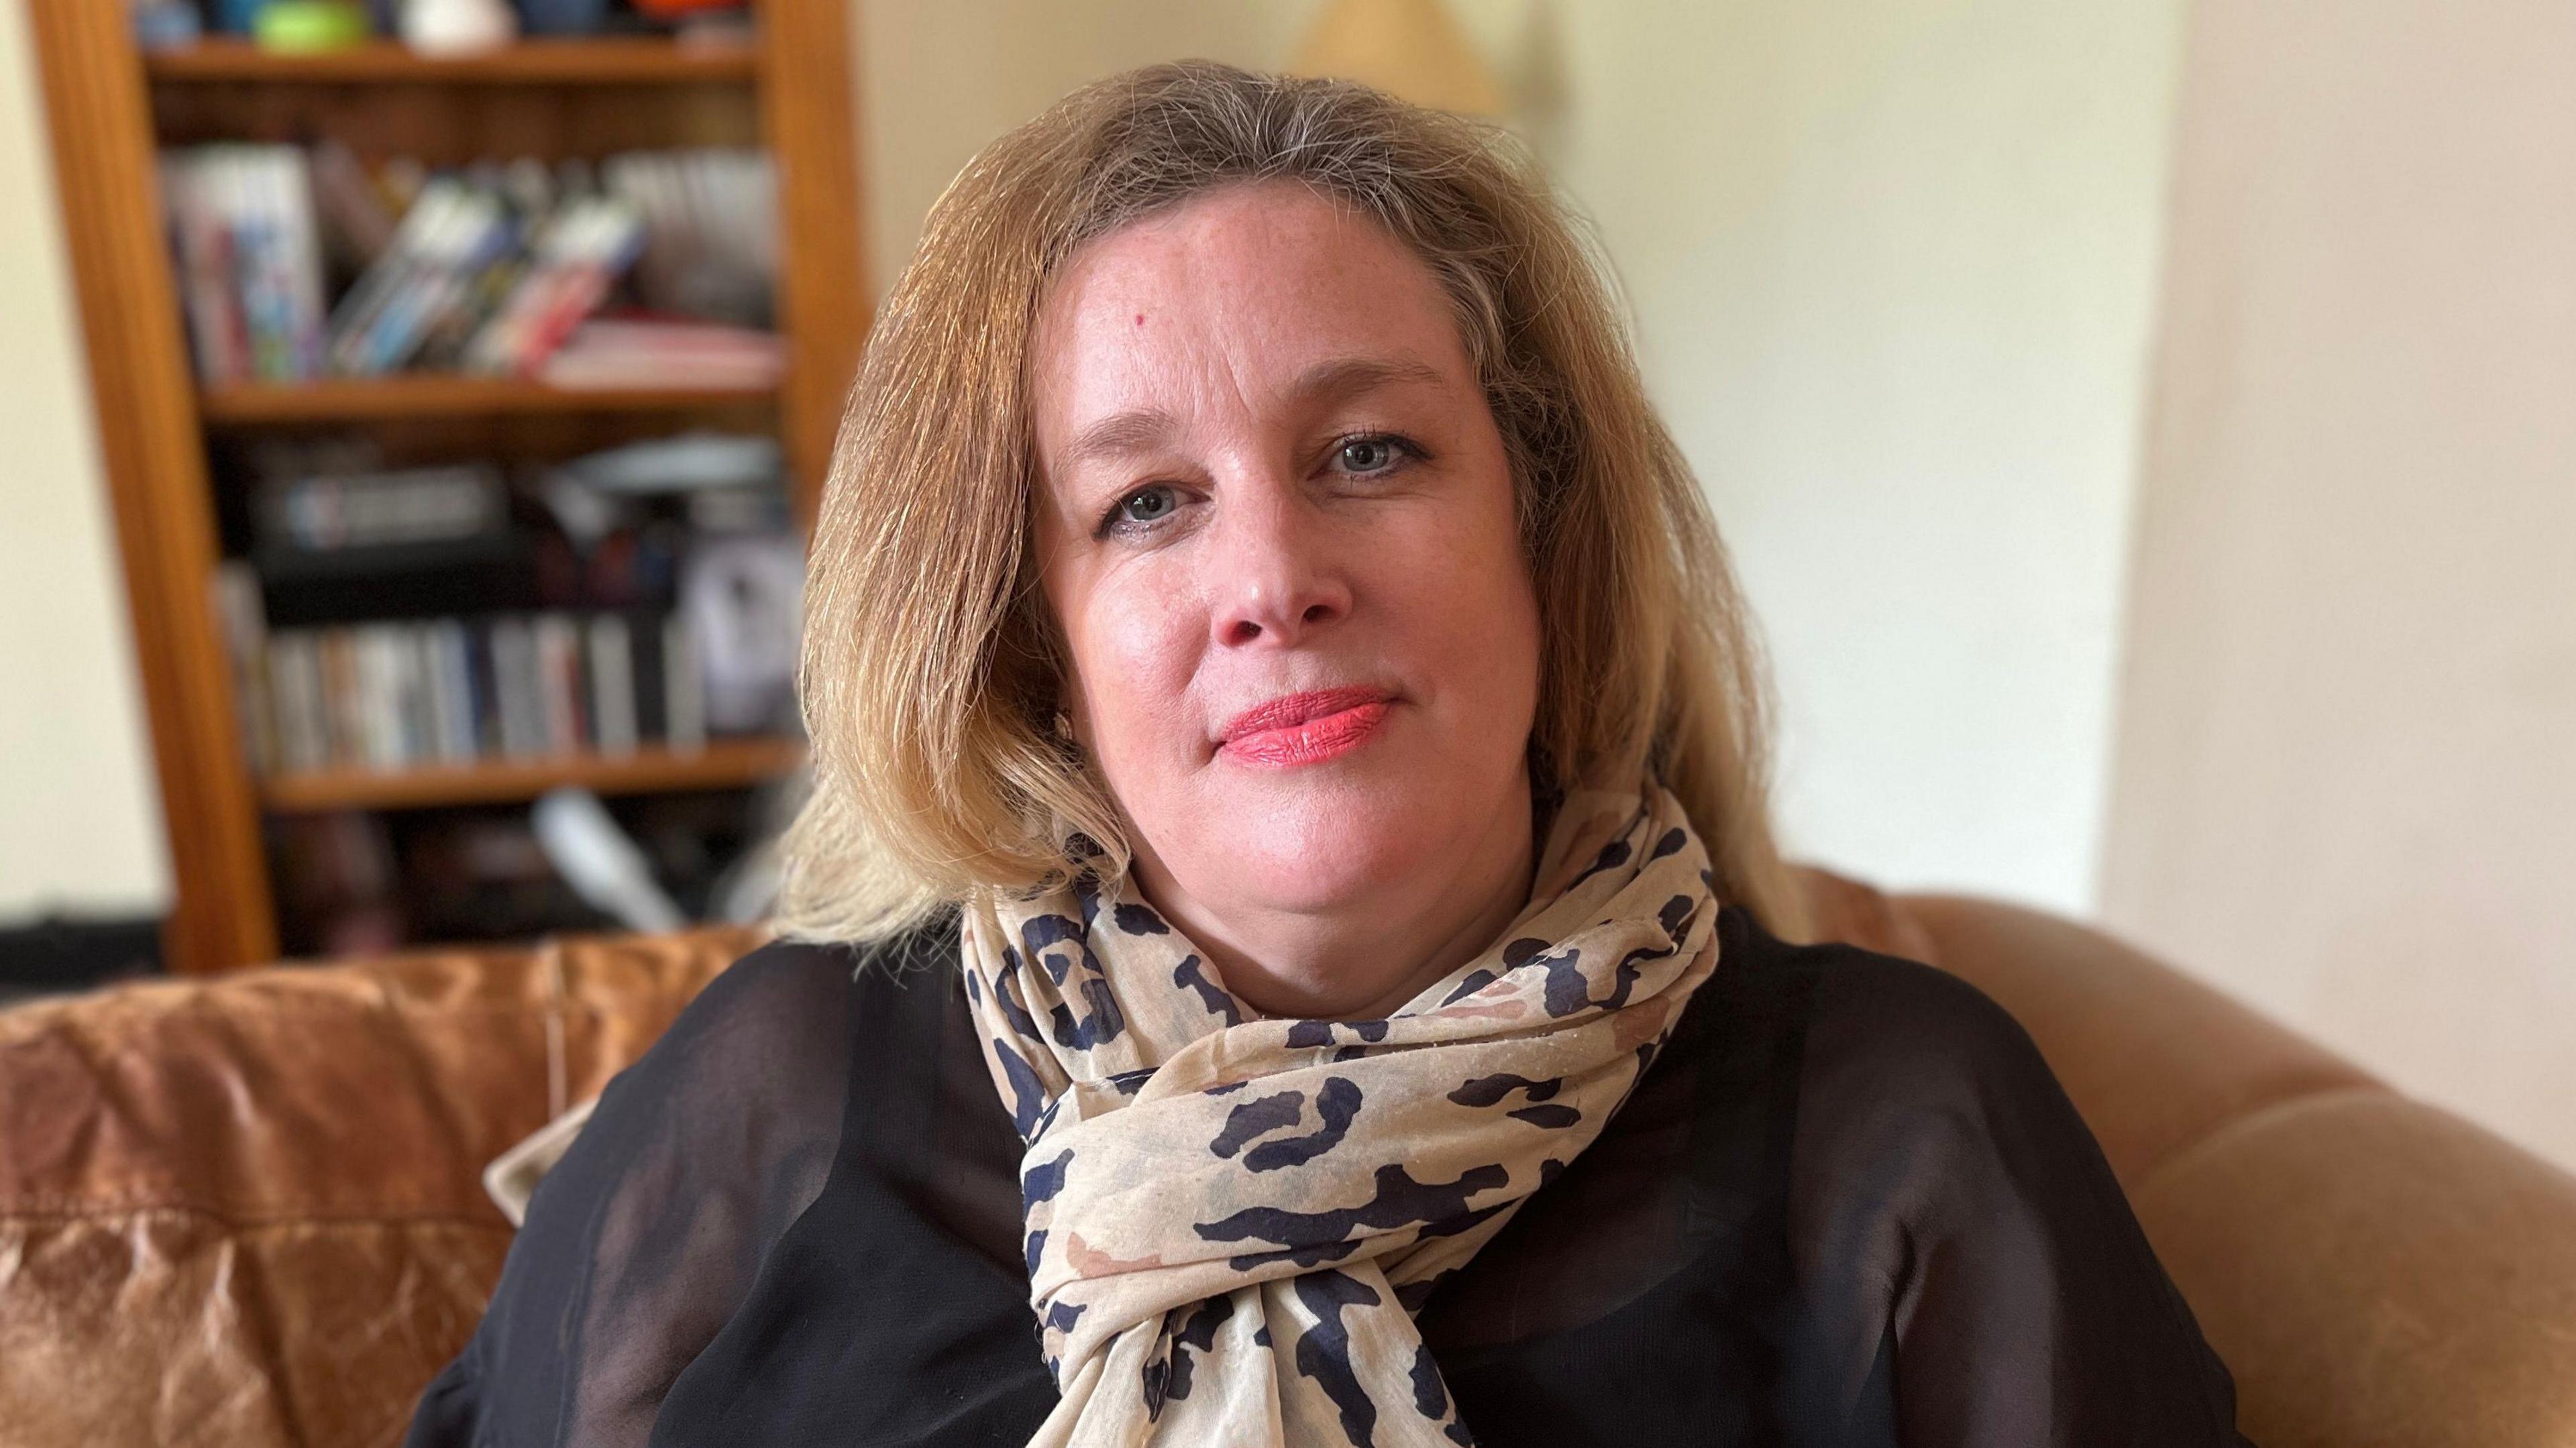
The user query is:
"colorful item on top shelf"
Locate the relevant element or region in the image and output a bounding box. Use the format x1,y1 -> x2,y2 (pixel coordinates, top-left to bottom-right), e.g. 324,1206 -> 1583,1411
517,0 -> 608,36
131,1 -> 203,50
252,0 -> 372,51
398,0 -> 517,54
629,0 -> 748,19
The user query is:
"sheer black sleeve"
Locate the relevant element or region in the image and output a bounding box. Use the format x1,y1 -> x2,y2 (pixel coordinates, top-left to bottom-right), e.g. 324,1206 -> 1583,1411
1785,947 -> 2249,1445
405,939 -> 864,1448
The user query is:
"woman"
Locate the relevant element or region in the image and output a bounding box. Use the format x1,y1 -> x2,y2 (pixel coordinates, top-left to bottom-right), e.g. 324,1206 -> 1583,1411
410,62 -> 2247,1447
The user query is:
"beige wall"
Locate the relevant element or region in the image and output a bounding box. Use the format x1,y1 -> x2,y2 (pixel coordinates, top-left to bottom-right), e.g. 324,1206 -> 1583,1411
855,2 -> 1311,306
1519,1 -> 2181,912
0,0 -> 171,919
857,0 -> 2186,915
2102,0 -> 2576,1168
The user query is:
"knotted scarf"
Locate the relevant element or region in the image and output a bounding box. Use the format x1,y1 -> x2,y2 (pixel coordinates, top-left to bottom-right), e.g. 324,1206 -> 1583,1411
959,779 -> 1723,1447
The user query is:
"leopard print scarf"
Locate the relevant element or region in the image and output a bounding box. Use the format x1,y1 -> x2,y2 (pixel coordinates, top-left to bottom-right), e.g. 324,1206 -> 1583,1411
959,779 -> 1722,1447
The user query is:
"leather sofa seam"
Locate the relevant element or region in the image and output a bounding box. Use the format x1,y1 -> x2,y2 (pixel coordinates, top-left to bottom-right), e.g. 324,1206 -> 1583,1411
2129,1083 -> 2398,1201
0,1201 -> 520,1227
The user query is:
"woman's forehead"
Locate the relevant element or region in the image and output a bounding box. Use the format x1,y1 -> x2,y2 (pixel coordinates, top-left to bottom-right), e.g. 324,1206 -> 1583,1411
1028,182 -> 1475,437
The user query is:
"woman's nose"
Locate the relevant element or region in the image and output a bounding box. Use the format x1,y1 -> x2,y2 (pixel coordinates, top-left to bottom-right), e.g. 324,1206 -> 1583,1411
1208,490 -> 1352,649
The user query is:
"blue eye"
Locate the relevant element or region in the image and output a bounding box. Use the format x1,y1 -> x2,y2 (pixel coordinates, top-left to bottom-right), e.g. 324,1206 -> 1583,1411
1338,437 -> 1403,474
1106,485 -> 1178,532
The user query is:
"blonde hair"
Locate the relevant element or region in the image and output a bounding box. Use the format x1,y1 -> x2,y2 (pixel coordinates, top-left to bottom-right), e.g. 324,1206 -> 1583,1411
777,61 -> 1810,945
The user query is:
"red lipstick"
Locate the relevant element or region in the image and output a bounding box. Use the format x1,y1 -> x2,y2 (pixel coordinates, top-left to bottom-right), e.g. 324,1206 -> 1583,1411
1220,686 -> 1391,767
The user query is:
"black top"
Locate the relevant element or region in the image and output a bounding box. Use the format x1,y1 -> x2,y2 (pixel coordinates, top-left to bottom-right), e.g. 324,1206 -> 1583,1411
406,906 -> 2249,1447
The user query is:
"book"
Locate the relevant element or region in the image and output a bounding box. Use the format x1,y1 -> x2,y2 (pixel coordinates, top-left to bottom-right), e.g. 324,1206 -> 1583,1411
266,632 -> 327,774
257,463 -> 506,553
534,315 -> 784,391
463,195 -> 649,376
587,614 -> 639,757
164,144 -> 780,387
488,615 -> 543,760
329,180 -> 513,376
663,613 -> 705,755
162,146 -> 327,385
602,148 -> 776,328
239,607 -> 743,777
532,612 -> 585,756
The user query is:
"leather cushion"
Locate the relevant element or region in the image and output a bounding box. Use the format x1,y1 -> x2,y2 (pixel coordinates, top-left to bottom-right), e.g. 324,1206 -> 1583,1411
0,927 -> 758,1448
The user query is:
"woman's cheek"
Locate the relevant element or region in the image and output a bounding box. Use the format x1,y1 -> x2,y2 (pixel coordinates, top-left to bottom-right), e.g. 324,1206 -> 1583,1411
1385,504 -> 1515,656
1407,498 -> 1539,742
1081,571 -> 1205,765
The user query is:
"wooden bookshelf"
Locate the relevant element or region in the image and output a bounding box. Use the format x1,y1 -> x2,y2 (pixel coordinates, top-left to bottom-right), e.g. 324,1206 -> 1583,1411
260,736 -> 806,812
27,6 -> 868,971
199,375 -> 779,423
142,36 -> 761,85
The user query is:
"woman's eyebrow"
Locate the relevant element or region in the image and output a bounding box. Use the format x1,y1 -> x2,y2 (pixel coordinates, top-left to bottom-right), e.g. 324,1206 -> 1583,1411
1289,355 -> 1449,406
1065,408 -> 1179,471
1062,357 -> 1450,471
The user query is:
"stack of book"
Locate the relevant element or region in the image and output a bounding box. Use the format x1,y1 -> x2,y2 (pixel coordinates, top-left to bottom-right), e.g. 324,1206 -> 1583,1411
258,461 -> 506,551
248,611 -> 705,778
537,315 -> 785,391
601,149 -> 775,328
161,145 -> 329,384
160,142 -> 780,386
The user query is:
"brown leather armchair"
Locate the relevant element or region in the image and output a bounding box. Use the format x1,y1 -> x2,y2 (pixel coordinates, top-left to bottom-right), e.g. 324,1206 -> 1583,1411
4,881 -> 2573,1447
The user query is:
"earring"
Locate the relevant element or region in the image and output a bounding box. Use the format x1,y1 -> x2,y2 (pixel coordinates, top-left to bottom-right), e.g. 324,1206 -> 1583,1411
1051,708 -> 1077,744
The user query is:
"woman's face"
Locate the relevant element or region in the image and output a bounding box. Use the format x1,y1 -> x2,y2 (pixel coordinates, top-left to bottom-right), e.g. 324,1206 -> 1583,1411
1029,182 -> 1542,926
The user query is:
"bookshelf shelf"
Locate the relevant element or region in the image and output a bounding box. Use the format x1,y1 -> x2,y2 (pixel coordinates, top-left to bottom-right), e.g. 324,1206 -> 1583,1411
142,37 -> 761,86
260,736 -> 805,812
199,376 -> 778,424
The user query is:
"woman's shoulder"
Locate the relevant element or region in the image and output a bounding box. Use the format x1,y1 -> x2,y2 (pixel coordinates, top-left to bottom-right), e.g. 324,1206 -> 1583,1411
1713,906 -> 2062,1131
1720,909 -> 2143,1270
1686,905 -> 2112,1234
405,915 -> 979,1448
1713,918 -> 2247,1443
646,915 -> 961,1077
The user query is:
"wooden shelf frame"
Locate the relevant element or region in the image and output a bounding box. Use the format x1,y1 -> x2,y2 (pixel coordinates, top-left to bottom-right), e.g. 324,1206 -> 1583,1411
260,737 -> 806,812
27,11 -> 869,971
142,36 -> 762,85
199,375 -> 780,423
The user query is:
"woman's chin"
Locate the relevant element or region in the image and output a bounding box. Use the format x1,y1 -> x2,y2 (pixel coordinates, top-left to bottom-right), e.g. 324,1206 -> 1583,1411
1191,797 -> 1471,914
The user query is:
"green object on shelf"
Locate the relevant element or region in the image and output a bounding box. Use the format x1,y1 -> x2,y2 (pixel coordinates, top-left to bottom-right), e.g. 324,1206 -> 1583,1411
252,0 -> 372,51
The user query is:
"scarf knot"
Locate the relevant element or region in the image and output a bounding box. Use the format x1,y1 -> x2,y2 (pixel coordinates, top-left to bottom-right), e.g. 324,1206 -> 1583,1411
960,780 -> 1722,1447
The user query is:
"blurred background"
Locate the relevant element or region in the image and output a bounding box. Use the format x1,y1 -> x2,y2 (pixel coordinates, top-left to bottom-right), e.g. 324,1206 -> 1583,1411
0,0 -> 2567,1176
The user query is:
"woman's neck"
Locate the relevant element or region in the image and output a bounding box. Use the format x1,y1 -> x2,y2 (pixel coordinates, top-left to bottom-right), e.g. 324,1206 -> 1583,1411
1128,773 -> 1539,1022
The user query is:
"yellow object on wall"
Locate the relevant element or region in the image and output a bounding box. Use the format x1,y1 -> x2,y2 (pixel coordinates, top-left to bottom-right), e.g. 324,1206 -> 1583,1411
1291,0 -> 1503,117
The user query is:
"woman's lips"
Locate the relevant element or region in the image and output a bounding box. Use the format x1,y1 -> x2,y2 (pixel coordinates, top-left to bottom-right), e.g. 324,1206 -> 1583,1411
1220,687 -> 1391,767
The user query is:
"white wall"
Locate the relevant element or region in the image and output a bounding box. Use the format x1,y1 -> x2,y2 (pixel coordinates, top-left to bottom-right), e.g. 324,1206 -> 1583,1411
1521,1 -> 2182,911
0,0 -> 171,920
2102,0 -> 2576,1170
857,0 -> 2184,914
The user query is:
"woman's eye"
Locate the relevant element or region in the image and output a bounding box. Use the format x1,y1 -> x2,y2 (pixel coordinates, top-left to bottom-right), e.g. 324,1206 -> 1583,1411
1108,485 -> 1178,530
1336,437 -> 1404,475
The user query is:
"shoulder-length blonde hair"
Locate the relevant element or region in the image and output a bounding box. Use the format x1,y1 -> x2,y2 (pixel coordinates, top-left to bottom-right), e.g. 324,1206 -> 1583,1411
776,60 -> 1809,945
